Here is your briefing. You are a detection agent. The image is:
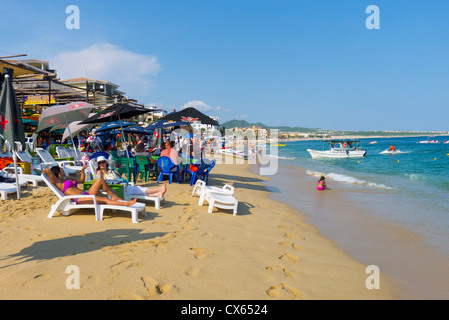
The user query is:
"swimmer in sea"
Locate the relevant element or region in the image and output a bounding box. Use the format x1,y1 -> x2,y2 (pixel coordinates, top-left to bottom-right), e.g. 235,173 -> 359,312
317,176 -> 327,191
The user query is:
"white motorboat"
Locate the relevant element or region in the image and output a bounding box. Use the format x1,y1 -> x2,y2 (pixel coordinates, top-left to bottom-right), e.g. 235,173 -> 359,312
369,141 -> 378,144
307,140 -> 366,159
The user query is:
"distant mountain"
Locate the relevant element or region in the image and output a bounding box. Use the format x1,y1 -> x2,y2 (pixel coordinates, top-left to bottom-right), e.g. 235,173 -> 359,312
220,119 -> 319,132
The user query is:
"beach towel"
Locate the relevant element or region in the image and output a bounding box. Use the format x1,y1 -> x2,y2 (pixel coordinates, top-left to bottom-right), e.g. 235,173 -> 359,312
0,157 -> 14,170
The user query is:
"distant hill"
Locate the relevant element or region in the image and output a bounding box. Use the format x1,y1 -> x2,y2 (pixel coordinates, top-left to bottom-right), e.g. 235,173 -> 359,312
220,119 -> 319,132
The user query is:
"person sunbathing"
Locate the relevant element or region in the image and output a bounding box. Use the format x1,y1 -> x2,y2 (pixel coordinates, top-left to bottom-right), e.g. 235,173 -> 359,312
43,165 -> 137,207
95,156 -> 167,199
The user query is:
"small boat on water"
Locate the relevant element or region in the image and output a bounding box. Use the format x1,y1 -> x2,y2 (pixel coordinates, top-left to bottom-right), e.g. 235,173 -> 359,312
418,138 -> 439,144
444,140 -> 449,144
369,141 -> 378,144
307,140 -> 366,159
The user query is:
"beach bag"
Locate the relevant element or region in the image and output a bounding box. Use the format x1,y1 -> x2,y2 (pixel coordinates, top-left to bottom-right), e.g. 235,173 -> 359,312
106,170 -> 122,181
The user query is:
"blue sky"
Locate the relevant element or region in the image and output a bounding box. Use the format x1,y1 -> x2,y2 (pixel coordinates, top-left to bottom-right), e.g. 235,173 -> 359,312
2,0 -> 449,131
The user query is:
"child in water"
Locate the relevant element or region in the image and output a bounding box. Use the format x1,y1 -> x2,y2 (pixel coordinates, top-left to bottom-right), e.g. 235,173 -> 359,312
317,176 -> 327,191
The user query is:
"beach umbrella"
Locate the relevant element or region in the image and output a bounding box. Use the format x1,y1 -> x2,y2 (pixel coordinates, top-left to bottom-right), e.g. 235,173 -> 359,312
36,101 -> 95,133
117,124 -> 154,135
61,120 -> 96,142
22,118 -> 38,126
94,120 -> 135,133
146,119 -> 190,130
157,107 -> 219,126
0,68 -> 26,199
37,102 -> 95,160
80,104 -> 153,162
80,104 -> 152,125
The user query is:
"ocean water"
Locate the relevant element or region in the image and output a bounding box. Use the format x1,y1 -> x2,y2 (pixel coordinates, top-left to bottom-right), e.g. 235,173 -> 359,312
272,136 -> 449,253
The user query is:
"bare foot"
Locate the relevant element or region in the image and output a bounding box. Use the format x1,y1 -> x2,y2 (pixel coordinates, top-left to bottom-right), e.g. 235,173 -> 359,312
161,183 -> 167,194
126,198 -> 137,207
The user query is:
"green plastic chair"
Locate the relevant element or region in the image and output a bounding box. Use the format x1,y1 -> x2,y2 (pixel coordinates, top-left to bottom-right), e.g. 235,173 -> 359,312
135,155 -> 156,182
115,157 -> 137,184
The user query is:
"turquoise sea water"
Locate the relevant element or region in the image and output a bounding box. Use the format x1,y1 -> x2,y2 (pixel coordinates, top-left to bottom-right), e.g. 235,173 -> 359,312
274,135 -> 449,253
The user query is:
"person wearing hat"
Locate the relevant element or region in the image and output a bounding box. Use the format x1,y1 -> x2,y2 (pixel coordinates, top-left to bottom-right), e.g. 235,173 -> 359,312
96,156 -> 166,199
43,165 -> 137,207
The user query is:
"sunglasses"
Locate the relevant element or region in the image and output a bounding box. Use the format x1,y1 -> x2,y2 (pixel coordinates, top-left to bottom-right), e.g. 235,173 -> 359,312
98,161 -> 107,164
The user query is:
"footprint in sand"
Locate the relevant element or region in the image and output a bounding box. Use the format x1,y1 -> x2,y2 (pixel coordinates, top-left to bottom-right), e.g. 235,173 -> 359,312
279,253 -> 298,264
266,266 -> 295,278
81,275 -> 100,289
179,209 -> 199,230
266,283 -> 302,299
279,241 -> 302,250
23,274 -> 50,287
108,258 -> 140,284
141,276 -> 176,299
185,266 -> 200,277
189,247 -> 214,260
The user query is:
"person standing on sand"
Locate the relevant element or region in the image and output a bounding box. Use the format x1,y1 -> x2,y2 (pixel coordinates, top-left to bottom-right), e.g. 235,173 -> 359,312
317,176 -> 327,191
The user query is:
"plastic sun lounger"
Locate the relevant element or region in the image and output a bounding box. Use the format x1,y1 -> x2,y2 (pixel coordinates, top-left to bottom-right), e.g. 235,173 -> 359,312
2,166 -> 44,187
0,184 -> 19,200
124,192 -> 165,210
201,192 -> 238,216
193,180 -> 238,215
192,179 -> 234,200
36,148 -> 81,173
42,173 -> 146,223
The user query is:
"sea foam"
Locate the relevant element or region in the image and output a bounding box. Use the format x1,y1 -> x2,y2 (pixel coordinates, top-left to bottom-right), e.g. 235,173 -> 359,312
306,170 -> 393,190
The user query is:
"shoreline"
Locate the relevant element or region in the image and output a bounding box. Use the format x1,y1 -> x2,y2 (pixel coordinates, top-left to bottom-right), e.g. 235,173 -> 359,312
258,161 -> 449,299
280,134 -> 449,143
0,159 -> 398,300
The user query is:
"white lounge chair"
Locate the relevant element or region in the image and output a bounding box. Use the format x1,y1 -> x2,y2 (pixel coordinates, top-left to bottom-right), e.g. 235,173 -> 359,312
124,192 -> 164,210
193,180 -> 238,215
192,179 -> 234,201
1,166 -> 44,187
0,183 -> 19,200
36,148 -> 81,173
42,173 -> 146,223
201,192 -> 238,216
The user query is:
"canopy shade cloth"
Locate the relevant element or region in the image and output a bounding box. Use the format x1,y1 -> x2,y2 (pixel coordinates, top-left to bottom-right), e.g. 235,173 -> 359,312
94,120 -> 135,133
157,107 -> 219,126
146,119 -> 190,130
36,101 -> 95,132
80,104 -> 153,125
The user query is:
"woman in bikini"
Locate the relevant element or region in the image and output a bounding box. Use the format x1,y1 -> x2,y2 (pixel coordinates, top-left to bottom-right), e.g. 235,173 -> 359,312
95,156 -> 167,199
43,165 -> 137,207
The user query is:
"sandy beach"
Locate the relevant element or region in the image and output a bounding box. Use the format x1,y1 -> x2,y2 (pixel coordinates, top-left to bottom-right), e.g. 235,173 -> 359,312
0,159 -> 398,300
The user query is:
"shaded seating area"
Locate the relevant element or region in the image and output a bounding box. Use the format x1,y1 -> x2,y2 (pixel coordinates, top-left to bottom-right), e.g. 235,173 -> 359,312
156,156 -> 181,184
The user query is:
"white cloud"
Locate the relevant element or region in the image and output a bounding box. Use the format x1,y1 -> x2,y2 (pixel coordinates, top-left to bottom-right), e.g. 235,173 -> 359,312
50,43 -> 161,99
181,100 -> 222,112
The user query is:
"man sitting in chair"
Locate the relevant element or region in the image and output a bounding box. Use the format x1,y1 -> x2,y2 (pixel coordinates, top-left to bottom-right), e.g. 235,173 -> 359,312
161,140 -> 182,166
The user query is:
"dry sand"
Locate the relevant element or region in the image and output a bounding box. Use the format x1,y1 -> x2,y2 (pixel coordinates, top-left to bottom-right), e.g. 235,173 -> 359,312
0,161 -> 398,300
